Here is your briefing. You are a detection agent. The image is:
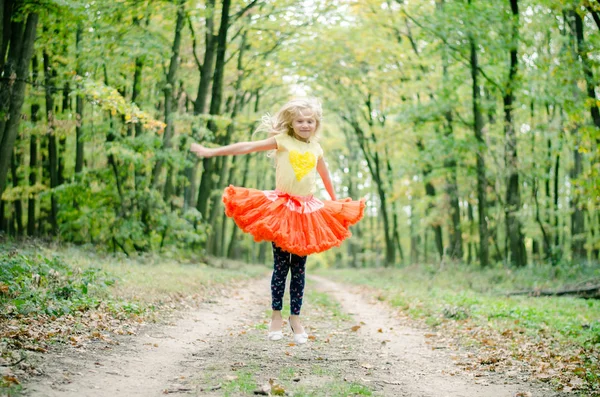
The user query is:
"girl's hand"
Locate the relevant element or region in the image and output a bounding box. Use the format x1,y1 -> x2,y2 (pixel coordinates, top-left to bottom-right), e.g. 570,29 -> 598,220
190,143 -> 214,158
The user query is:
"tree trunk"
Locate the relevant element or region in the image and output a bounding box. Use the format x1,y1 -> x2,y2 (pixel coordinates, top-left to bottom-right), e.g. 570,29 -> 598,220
347,117 -> 395,266
554,147 -> 561,254
417,140 -> 444,259
28,101 -> 39,236
43,50 -> 59,235
504,0 -> 527,267
467,200 -> 475,264
438,0 -> 463,262
0,0 -> 13,70
468,9 -> 489,267
568,10 -> 590,260
152,0 -> 186,190
75,24 -> 84,173
130,56 -> 144,137
209,33 -> 247,256
193,0 -> 216,115
10,147 -> 22,235
197,0 -> 232,219
187,0 -> 217,210
0,12 -> 38,198
103,65 -> 126,217
58,79 -> 69,185
227,93 -> 260,259
571,145 -> 585,259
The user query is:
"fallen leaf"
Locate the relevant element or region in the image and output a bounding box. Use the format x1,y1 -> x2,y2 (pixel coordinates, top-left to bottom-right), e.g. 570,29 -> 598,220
377,328 -> 383,333
271,383 -> 285,395
351,325 -> 361,332
2,375 -> 19,385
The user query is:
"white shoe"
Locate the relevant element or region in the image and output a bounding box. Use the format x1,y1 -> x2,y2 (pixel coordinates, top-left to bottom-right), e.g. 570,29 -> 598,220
289,317 -> 309,344
293,332 -> 309,344
268,330 -> 283,341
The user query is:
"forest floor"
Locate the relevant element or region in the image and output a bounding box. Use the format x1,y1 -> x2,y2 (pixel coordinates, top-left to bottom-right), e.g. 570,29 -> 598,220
16,274 -> 568,397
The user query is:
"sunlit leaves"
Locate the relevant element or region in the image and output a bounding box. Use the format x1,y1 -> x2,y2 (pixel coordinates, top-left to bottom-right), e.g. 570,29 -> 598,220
77,77 -> 166,133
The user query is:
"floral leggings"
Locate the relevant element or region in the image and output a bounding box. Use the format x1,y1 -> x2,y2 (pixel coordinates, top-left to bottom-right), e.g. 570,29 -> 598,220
271,242 -> 307,315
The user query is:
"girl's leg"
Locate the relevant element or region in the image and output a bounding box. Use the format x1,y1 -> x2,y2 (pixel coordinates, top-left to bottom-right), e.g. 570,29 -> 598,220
270,243 -> 290,332
289,253 -> 307,315
289,252 -> 307,336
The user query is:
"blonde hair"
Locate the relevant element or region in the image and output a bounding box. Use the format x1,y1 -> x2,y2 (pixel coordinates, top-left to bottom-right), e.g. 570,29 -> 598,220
256,97 -> 323,140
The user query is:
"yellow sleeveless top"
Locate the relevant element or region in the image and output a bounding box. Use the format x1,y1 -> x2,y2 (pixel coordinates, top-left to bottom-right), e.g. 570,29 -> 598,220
274,134 -> 323,196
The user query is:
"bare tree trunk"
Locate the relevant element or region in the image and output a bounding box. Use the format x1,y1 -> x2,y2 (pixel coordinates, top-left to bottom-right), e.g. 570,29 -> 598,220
0,0 -> 13,70
504,0 -> 527,267
0,12 -> 38,198
75,24 -> 84,173
43,50 -> 59,235
152,0 -> 186,191
28,101 -> 39,236
197,0 -> 232,219
193,0 -> 216,115
10,148 -> 22,235
438,0 -> 463,261
568,10 -> 591,260
554,145 -> 561,254
227,93 -> 260,259
467,200 -> 475,264
468,4 -> 489,267
417,140 -> 444,259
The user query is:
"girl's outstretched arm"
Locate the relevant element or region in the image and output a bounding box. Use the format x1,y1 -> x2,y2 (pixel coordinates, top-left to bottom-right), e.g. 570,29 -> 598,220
190,137 -> 277,158
317,157 -> 337,201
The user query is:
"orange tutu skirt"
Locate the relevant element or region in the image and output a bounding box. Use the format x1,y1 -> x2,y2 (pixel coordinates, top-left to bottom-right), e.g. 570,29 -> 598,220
222,185 -> 365,256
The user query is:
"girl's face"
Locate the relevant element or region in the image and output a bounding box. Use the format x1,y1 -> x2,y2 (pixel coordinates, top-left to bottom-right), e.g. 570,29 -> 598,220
291,113 -> 317,142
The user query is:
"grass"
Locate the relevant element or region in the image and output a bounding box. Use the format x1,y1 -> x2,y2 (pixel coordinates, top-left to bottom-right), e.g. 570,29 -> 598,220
221,370 -> 259,396
316,262 -> 600,344
307,290 -> 352,322
0,242 -> 268,306
292,382 -> 372,396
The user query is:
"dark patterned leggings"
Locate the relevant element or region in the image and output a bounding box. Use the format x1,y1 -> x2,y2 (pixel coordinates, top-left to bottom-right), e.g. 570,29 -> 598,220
271,242 -> 307,315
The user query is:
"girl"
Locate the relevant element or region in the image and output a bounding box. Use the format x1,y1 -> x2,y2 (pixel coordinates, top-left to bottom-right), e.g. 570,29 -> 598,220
190,98 -> 364,344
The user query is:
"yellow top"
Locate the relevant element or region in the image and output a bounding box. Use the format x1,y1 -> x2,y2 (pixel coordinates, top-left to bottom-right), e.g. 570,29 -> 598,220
274,134 -> 323,196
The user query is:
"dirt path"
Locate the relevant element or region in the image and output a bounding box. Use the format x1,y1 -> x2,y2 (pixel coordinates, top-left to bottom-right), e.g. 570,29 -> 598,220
311,276 -> 561,397
24,283 -> 269,397
23,276 -> 561,397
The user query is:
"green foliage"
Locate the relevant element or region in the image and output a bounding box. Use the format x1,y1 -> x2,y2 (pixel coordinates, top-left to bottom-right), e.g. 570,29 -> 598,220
49,169 -> 208,253
0,251 -> 116,317
77,77 -> 166,133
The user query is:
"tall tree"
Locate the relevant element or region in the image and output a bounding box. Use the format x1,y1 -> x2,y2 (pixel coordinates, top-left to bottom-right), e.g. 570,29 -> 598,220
197,0 -> 232,219
152,0 -> 186,191
504,0 -> 527,266
0,9 -> 38,199
468,0 -> 489,267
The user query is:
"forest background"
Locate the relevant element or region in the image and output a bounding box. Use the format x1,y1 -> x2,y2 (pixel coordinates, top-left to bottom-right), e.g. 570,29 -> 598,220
1,0 -> 600,393
1,0 -> 599,268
